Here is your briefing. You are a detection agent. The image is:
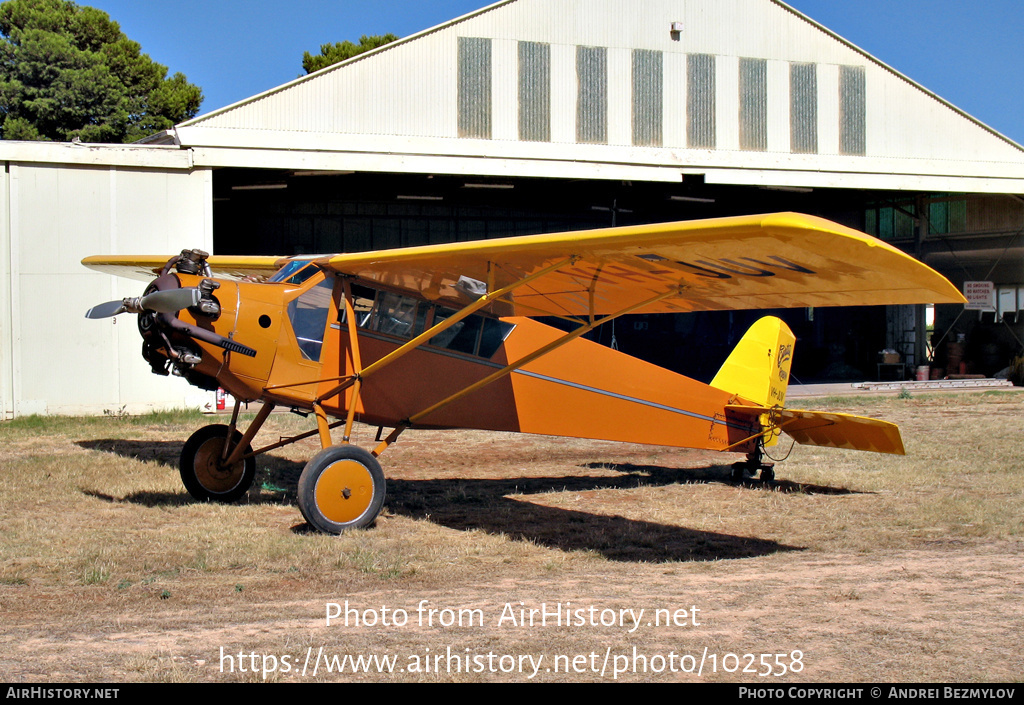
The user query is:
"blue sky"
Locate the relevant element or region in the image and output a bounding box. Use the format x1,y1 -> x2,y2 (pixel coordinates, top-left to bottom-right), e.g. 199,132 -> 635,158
85,0 -> 1024,144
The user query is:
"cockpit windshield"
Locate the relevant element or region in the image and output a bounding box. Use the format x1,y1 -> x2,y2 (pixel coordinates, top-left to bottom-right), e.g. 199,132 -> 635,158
270,260 -> 321,285
287,276 -> 335,361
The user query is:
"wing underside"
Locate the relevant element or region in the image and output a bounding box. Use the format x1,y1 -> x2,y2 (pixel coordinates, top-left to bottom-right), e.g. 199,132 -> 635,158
81,254 -> 286,282
317,212 -> 965,316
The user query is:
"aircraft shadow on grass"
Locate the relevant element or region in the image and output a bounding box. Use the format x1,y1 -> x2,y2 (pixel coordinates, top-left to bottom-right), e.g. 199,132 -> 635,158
76,438 -> 868,562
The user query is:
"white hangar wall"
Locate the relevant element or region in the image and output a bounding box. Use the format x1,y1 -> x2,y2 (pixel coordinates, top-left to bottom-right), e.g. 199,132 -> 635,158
0,144 -> 215,418
176,0 -> 1024,192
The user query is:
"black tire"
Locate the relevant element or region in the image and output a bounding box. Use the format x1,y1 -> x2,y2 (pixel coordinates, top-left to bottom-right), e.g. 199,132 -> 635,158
297,445 -> 386,534
180,424 -> 256,502
730,461 -> 749,483
760,466 -> 776,482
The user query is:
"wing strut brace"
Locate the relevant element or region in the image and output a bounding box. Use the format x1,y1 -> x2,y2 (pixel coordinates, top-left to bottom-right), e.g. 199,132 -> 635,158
219,260 -> 683,465
371,285 -> 683,457
242,257 -> 578,453
342,257 -> 577,448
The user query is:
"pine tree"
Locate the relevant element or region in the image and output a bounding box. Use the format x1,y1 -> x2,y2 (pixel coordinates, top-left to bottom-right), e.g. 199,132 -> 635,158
302,34 -> 399,74
0,0 -> 203,142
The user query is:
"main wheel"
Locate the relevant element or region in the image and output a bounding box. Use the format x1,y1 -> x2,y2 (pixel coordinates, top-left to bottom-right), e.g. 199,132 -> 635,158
180,424 -> 256,503
297,445 -> 386,534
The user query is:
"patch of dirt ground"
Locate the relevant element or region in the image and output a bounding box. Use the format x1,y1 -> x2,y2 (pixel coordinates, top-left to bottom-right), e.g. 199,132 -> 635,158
2,542 -> 1022,683
1,393 -> 1023,682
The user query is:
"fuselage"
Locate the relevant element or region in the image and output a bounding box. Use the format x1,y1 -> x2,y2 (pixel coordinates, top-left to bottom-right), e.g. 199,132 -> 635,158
159,266 -> 760,453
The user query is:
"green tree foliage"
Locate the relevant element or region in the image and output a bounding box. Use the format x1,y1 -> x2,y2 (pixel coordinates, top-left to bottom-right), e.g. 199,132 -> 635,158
302,33 -> 399,74
0,0 -> 202,142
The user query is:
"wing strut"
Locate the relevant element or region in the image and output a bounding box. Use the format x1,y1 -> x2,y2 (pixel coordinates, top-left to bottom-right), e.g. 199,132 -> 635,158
340,277 -> 365,443
253,259 -> 576,449
359,257 -> 574,380
371,285 -> 683,457
335,258 -> 575,447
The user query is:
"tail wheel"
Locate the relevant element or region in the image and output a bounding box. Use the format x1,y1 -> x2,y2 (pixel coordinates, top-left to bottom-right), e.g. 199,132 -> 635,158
730,461 -> 751,483
297,445 -> 386,534
180,424 -> 256,502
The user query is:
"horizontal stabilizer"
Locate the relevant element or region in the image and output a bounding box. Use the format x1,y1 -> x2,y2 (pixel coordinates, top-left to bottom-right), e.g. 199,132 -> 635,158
726,405 -> 905,455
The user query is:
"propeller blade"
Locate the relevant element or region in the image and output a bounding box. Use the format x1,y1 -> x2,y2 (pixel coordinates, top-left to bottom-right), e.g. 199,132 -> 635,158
85,300 -> 128,319
139,287 -> 202,313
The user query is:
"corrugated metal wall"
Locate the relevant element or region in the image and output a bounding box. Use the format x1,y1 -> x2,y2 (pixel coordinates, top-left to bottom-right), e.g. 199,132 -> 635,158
966,195 -> 1024,234
867,193 -> 1024,239
738,57 -> 767,151
789,62 -> 817,154
632,49 -> 663,146
458,37 -> 493,139
518,41 -> 551,141
687,53 -> 716,148
839,65 -> 866,156
575,45 -> 607,143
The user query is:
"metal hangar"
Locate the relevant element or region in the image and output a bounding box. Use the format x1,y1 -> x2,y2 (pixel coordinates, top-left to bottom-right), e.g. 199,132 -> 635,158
2,0 -> 1022,416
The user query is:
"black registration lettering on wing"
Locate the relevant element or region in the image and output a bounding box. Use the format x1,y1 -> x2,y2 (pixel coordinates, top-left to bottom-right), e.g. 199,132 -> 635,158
636,255 -> 817,279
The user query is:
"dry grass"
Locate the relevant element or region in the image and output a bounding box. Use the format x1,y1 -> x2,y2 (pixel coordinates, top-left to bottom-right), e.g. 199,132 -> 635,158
1,391 -> 1022,682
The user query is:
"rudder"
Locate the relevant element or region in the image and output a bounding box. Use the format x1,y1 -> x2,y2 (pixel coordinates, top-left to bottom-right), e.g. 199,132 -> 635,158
710,316 -> 794,407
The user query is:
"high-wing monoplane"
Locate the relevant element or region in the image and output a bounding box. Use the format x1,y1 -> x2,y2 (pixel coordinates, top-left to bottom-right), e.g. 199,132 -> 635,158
82,213 -> 966,534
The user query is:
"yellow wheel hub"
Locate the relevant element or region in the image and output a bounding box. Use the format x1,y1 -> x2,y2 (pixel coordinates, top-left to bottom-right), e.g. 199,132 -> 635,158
314,460 -> 375,524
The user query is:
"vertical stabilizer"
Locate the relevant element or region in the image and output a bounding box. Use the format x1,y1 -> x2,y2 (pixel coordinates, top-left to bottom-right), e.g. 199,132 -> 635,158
710,316 -> 794,407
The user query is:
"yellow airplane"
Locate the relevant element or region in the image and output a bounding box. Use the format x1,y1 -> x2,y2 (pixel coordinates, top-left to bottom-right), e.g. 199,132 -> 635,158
83,213 -> 966,534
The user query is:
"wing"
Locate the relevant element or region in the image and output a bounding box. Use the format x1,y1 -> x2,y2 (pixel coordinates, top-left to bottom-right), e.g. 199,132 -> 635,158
81,254 -> 287,282
727,404 -> 906,455
314,213 -> 966,317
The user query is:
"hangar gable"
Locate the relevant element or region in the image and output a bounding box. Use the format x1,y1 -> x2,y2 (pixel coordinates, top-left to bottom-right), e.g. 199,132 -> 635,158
173,0 -> 1024,192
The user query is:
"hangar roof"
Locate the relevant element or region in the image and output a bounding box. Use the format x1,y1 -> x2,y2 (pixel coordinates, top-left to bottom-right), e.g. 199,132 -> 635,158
167,0 -> 1024,192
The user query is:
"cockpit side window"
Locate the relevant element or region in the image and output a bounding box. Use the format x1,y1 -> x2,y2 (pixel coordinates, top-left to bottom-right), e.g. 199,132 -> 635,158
373,292 -> 426,338
430,306 -> 481,354
338,284 -> 377,327
478,317 -> 514,358
286,276 -> 335,361
338,282 -> 515,359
